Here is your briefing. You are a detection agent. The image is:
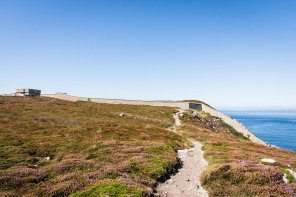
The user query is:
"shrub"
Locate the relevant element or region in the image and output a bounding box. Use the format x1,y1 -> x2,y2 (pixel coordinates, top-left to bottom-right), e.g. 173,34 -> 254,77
201,163 -> 293,196
0,97 -> 183,196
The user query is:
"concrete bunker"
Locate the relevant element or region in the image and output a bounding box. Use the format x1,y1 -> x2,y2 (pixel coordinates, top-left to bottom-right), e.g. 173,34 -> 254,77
16,89 -> 41,97
189,103 -> 202,110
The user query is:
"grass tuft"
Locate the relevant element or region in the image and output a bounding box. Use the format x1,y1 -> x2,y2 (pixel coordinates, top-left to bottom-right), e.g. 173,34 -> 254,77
69,182 -> 142,197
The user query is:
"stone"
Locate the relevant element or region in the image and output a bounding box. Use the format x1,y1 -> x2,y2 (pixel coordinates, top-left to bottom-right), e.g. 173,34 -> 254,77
45,157 -> 50,161
119,113 -> 125,117
261,158 -> 276,163
193,114 -> 202,120
287,169 -> 296,180
283,173 -> 290,184
180,114 -> 184,118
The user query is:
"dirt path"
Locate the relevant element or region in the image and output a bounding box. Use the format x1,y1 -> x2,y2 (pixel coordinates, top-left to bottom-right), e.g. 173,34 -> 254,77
155,110 -> 209,197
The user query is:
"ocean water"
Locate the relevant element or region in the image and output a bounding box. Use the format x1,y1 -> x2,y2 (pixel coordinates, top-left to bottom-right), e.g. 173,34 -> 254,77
221,110 -> 296,152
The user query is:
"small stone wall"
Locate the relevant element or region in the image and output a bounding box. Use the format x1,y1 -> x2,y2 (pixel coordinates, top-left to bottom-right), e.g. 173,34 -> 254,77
42,93 -> 190,109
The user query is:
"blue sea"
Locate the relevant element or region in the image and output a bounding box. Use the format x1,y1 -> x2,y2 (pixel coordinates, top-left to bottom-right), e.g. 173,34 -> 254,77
221,111 -> 296,152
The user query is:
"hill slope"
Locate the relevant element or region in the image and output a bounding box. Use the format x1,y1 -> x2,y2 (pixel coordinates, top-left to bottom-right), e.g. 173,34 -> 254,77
0,97 -> 189,196
0,96 -> 296,196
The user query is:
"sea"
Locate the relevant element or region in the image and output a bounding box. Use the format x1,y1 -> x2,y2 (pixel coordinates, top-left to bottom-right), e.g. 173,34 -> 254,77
221,110 -> 296,153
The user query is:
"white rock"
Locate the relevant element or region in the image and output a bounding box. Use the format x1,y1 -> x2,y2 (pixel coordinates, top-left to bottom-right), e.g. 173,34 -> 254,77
287,169 -> 296,180
119,113 -> 125,117
261,158 -> 276,163
283,173 -> 290,184
45,157 -> 50,161
287,164 -> 293,169
180,114 -> 184,118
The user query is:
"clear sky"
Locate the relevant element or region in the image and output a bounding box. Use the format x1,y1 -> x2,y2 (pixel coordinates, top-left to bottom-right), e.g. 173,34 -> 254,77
1,0 -> 296,110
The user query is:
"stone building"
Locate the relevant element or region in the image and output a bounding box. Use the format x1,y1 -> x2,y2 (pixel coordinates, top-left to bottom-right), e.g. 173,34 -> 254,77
16,89 -> 41,97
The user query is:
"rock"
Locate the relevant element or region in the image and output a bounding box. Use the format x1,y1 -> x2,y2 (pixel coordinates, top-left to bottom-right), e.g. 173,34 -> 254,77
119,113 -> 125,117
287,169 -> 296,180
193,114 -> 202,120
180,114 -> 184,118
283,173 -> 290,184
261,158 -> 276,163
28,164 -> 38,169
287,164 -> 293,169
45,156 -> 50,161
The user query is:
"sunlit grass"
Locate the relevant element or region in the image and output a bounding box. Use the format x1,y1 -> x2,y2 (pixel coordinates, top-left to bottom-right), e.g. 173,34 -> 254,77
0,96 -> 189,196
1,96 -> 295,196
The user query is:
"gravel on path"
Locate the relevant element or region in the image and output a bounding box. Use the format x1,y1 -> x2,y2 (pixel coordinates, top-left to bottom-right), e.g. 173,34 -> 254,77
155,110 -> 209,197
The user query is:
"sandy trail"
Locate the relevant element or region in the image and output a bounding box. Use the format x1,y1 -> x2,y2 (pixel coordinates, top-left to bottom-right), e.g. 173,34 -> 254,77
155,110 -> 209,197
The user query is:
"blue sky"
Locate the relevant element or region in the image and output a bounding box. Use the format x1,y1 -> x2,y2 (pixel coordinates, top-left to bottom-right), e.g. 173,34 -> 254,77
1,0 -> 296,109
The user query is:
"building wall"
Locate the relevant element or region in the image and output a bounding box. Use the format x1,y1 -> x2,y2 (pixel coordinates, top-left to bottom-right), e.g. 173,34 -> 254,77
189,103 -> 202,110
16,89 -> 41,96
0,93 -> 15,96
42,93 -> 190,109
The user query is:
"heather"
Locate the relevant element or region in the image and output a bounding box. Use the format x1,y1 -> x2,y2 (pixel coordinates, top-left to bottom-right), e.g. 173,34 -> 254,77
1,96 -> 296,196
0,96 -> 188,196
179,110 -> 296,196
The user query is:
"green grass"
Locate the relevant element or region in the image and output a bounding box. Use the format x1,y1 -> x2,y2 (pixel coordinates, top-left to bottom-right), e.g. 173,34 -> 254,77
69,182 -> 142,197
219,120 -> 249,141
279,168 -> 296,183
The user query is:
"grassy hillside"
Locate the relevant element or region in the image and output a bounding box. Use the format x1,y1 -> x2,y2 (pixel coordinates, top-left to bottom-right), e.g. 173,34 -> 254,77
179,110 -> 296,196
0,96 -> 189,196
1,96 -> 295,196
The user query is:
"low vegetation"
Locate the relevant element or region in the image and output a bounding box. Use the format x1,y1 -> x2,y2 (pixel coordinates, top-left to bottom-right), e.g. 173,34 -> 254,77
1,96 -> 295,196
0,96 -> 189,196
219,120 -> 249,141
69,182 -> 143,197
179,110 -> 296,196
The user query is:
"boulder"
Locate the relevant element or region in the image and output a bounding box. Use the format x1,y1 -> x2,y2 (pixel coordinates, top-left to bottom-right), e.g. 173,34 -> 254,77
287,169 -> 296,180
193,114 -> 202,120
261,158 -> 276,163
283,173 -> 290,184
